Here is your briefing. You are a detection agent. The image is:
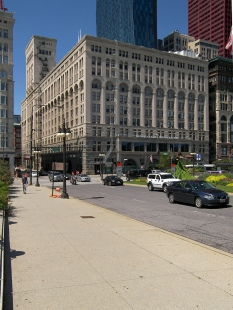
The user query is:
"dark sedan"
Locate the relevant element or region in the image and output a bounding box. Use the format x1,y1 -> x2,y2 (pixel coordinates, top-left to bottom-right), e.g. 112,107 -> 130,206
166,180 -> 230,208
103,176 -> 123,186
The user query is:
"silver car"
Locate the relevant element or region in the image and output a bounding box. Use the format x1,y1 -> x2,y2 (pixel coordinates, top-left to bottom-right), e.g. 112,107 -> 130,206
76,174 -> 91,182
49,172 -> 63,182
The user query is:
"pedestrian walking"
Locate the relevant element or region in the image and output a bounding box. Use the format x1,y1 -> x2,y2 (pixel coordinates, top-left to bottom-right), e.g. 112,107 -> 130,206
22,174 -> 28,194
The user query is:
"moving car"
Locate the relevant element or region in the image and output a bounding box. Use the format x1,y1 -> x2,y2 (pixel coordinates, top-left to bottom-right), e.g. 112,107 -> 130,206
125,169 -> 151,181
103,175 -> 123,186
166,180 -> 230,208
31,171 -> 38,177
147,172 -> 180,193
76,174 -> 91,182
49,171 -> 63,182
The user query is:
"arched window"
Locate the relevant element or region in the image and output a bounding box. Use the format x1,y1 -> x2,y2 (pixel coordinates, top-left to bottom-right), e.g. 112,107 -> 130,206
156,88 -> 164,97
92,80 -> 101,89
132,85 -> 140,94
168,90 -> 175,98
106,81 -> 115,91
145,86 -> 152,96
188,93 -> 195,101
178,91 -> 185,100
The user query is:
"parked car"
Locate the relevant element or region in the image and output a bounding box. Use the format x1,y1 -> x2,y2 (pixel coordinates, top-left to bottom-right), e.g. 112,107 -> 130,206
39,170 -> 48,176
147,172 -> 181,193
76,174 -> 91,182
49,171 -> 63,182
103,175 -> 123,186
166,180 -> 230,208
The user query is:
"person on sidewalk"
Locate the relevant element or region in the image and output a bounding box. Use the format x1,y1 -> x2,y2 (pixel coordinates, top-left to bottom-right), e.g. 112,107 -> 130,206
22,174 -> 28,194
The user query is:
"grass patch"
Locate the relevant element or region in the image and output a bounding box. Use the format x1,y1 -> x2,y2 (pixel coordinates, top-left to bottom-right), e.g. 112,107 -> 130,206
215,185 -> 233,193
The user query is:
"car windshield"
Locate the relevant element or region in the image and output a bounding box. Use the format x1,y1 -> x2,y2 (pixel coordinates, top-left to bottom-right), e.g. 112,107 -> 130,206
192,181 -> 215,190
160,174 -> 174,179
53,172 -> 61,175
81,174 -> 88,177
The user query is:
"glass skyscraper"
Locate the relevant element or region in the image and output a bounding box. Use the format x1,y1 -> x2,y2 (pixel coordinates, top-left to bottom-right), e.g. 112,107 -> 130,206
96,0 -> 157,49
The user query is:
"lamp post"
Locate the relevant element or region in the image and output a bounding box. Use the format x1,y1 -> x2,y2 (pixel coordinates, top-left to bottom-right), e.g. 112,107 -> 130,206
34,147 -> 41,187
99,153 -> 105,180
57,121 -> 71,199
190,152 -> 197,176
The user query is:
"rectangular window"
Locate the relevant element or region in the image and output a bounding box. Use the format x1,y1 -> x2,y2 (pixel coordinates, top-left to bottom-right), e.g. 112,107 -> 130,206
3,56 -> 8,64
3,30 -> 8,38
122,142 -> 131,151
1,96 -> 6,104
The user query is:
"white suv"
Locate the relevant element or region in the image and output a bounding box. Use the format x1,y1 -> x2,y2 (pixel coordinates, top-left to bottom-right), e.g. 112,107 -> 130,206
147,172 -> 181,193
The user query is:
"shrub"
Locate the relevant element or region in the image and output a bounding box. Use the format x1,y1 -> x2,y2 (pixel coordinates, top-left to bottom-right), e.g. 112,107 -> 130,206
205,174 -> 227,184
0,160 -> 12,210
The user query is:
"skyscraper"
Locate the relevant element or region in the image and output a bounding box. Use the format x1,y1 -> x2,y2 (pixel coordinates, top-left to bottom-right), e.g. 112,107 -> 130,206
96,0 -> 157,49
188,0 -> 232,58
0,8 -> 15,171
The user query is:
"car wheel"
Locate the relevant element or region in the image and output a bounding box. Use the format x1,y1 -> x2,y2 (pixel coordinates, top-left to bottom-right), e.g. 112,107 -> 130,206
103,181 -> 105,185
168,193 -> 175,203
108,181 -> 112,186
148,183 -> 154,191
195,197 -> 203,208
163,184 -> 168,193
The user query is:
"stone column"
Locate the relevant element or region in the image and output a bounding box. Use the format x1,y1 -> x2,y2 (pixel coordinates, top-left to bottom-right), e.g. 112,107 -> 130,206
184,95 -> 188,129
140,90 -> 145,127
101,85 -> 106,124
163,94 -> 168,128
174,94 -> 178,129
152,91 -> 156,127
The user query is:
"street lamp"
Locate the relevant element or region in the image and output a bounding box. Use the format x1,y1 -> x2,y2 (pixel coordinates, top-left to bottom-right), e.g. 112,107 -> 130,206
99,153 -> 105,180
57,121 -> 71,199
34,147 -> 41,187
190,152 -> 197,176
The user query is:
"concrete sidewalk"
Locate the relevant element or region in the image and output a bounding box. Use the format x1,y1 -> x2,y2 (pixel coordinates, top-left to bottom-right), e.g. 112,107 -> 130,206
3,180 -> 233,309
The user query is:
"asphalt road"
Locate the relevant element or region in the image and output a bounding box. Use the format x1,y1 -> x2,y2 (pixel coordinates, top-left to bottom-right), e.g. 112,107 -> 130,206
39,176 -> 233,254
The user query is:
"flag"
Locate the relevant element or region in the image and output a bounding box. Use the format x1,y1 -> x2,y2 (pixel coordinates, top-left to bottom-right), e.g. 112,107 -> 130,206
225,26 -> 233,55
149,155 -> 153,163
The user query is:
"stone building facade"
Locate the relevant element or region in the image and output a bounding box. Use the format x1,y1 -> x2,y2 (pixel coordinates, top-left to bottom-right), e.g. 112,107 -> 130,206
0,10 -> 15,171
21,35 -> 210,174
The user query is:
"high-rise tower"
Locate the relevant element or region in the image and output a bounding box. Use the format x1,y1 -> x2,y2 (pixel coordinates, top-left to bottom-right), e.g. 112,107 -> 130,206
0,6 -> 15,171
188,0 -> 232,58
96,0 -> 157,49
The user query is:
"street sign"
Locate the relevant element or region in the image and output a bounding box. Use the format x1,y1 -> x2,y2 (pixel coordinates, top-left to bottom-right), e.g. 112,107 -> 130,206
52,147 -> 60,152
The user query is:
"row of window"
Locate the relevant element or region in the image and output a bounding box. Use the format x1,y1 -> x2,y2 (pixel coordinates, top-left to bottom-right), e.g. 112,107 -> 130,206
91,45 -> 205,71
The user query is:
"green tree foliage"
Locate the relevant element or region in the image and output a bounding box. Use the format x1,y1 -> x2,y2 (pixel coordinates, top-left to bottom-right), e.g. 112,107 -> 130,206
174,160 -> 194,180
157,153 -> 170,170
0,159 -> 13,185
0,160 -> 13,210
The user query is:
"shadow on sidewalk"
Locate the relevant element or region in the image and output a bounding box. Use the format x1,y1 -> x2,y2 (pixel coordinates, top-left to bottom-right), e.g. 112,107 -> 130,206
3,210 -> 25,309
3,215 -> 13,310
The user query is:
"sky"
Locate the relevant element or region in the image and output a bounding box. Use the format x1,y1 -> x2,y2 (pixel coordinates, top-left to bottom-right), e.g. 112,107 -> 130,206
6,0 -> 187,115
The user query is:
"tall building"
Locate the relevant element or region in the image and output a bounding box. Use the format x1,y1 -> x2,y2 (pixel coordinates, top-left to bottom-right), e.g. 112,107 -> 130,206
0,8 -> 15,171
96,0 -> 157,49
188,0 -> 232,58
21,35 -> 210,174
209,57 -> 233,162
163,30 -> 195,52
13,115 -> 21,167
